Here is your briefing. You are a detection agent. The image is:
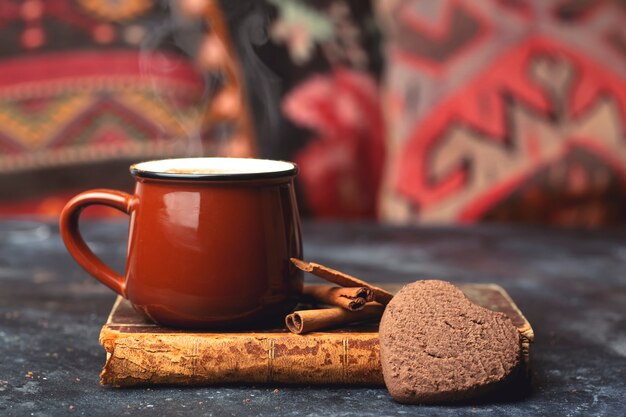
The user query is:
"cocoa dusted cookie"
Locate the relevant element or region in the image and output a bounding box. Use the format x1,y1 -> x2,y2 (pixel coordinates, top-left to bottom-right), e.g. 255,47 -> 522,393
379,280 -> 521,404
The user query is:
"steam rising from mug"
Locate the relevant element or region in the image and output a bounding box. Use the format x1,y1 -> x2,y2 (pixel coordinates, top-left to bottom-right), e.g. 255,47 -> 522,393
139,0 -> 281,156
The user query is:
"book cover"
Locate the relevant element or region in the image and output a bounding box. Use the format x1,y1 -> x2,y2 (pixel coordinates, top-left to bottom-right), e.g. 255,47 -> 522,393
99,284 -> 533,387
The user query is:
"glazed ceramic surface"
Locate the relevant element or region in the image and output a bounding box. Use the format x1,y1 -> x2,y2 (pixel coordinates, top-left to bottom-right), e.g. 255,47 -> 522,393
60,158 -> 303,328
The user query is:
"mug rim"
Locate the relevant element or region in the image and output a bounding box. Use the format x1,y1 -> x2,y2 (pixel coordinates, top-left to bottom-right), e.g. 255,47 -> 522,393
130,157 -> 298,181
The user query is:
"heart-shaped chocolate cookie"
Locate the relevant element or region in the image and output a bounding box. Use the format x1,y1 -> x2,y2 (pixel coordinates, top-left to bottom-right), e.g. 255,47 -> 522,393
379,280 -> 521,404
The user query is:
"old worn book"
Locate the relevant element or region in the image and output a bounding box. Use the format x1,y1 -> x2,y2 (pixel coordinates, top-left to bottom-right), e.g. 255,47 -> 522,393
99,284 -> 533,387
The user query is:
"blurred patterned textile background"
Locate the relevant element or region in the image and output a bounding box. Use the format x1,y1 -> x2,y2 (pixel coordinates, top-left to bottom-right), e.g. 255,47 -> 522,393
1,0 -> 625,227
377,0 -> 626,227
0,0 -> 256,216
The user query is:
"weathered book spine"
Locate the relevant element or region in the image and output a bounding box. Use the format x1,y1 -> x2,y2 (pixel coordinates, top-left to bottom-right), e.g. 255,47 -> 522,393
99,330 -> 384,387
99,285 -> 533,387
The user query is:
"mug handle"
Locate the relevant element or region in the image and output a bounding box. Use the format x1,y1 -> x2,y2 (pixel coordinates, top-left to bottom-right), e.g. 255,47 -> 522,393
59,189 -> 134,297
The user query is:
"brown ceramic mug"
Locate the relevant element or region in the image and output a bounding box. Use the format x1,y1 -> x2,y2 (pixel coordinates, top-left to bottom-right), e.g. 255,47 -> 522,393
60,157 -> 303,328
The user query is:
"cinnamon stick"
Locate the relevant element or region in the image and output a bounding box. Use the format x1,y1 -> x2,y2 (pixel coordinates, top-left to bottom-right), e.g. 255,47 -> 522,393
302,285 -> 370,311
291,258 -> 394,305
285,303 -> 385,334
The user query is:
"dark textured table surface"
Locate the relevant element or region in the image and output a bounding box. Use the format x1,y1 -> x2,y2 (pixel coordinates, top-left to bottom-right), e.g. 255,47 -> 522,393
0,220 -> 625,416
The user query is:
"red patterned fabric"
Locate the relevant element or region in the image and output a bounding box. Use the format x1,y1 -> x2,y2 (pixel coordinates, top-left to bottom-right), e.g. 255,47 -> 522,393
283,69 -> 384,218
260,0 -> 383,218
377,0 -> 626,226
0,0 -> 239,218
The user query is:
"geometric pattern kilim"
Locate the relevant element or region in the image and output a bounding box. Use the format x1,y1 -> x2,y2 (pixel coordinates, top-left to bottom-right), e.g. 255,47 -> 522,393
0,0 -> 253,217
378,0 -> 626,227
0,51 -> 206,173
